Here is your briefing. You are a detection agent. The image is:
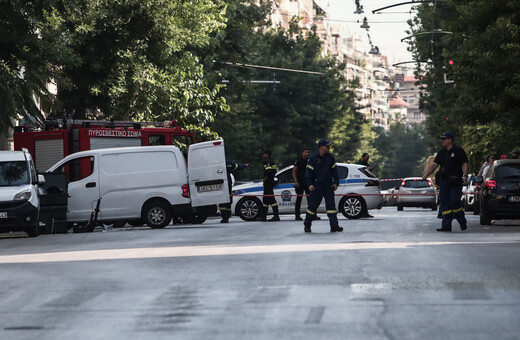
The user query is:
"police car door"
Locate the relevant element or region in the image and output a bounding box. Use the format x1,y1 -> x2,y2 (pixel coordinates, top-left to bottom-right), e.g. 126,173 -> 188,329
187,140 -> 230,207
273,167 -> 299,213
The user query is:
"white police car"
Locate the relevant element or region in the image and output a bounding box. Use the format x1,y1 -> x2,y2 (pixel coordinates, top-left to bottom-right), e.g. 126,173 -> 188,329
231,163 -> 383,221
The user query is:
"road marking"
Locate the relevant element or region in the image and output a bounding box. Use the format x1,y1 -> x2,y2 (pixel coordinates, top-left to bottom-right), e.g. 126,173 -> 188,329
0,241 -> 517,264
305,306 -> 325,324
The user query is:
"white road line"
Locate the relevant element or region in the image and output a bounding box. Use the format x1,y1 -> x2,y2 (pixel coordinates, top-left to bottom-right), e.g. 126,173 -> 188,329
0,241 -> 517,264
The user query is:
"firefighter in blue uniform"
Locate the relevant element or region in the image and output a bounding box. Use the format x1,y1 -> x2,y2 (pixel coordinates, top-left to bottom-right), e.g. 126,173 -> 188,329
220,160 -> 249,223
303,139 -> 343,233
261,150 -> 280,222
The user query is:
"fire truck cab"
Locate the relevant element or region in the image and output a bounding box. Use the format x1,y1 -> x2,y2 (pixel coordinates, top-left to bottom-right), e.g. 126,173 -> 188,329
14,119 -> 197,172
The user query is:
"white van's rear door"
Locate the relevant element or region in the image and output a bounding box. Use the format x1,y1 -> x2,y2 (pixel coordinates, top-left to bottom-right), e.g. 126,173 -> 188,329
187,140 -> 229,207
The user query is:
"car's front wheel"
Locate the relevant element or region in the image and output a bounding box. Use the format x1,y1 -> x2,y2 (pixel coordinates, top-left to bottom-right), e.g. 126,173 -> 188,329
26,223 -> 40,238
237,197 -> 263,221
339,196 -> 366,219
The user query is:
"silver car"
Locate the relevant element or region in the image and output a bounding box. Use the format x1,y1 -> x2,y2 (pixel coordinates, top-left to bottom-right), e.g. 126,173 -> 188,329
397,177 -> 437,211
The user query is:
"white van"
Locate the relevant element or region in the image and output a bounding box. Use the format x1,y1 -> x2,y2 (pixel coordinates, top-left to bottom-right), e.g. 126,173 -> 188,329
0,149 -> 45,237
47,140 -> 229,231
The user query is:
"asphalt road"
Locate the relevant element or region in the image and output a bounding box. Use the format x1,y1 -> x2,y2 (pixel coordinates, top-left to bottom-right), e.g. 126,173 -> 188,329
1,207 -> 519,340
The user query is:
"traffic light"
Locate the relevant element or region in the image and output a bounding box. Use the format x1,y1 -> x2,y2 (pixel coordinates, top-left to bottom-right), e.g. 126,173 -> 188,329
443,59 -> 454,84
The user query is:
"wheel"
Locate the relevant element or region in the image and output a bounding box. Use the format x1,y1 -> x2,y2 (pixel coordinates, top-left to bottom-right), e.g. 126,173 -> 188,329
128,220 -> 144,227
142,201 -> 172,229
339,196 -> 366,219
26,224 -> 40,238
186,213 -> 207,224
397,204 -> 404,211
480,202 -> 491,225
237,197 -> 262,221
431,204 -> 437,211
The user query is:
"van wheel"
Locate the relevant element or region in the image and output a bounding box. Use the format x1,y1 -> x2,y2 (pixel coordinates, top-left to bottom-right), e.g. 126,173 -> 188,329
397,205 -> 404,211
186,213 -> 207,224
237,197 -> 262,221
339,196 -> 366,219
143,201 -> 171,229
26,224 -> 40,238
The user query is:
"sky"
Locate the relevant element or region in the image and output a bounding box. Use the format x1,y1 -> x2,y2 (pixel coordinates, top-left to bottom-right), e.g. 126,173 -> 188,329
321,0 -> 417,64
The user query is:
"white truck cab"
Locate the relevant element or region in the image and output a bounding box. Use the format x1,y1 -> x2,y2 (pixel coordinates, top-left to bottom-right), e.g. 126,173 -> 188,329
47,140 -> 229,231
0,148 -> 45,237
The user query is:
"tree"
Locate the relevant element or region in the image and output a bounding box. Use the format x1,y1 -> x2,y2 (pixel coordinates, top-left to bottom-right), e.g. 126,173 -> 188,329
52,0 -> 228,135
0,1 -> 73,132
407,0 -> 520,169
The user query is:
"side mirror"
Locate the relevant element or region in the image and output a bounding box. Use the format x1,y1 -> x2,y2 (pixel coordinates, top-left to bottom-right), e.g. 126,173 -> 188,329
37,174 -> 46,186
394,187 -> 400,190
274,177 -> 279,183
473,176 -> 483,184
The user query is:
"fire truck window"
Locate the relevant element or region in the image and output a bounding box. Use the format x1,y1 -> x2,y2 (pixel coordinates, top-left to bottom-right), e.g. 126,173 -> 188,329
171,136 -> 191,154
54,156 -> 94,183
148,135 -> 166,146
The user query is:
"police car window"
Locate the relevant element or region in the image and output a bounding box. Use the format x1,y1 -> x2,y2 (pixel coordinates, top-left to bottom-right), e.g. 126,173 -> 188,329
276,169 -> 294,184
358,167 -> 376,178
337,166 -> 348,179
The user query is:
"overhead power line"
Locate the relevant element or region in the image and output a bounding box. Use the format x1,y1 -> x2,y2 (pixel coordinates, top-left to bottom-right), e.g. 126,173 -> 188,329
224,62 -> 324,75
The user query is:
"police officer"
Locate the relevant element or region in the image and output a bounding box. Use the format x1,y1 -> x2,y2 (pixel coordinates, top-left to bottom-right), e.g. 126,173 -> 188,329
220,160 -> 249,223
422,132 -> 469,232
293,147 -> 320,221
303,139 -> 343,233
261,150 -> 280,222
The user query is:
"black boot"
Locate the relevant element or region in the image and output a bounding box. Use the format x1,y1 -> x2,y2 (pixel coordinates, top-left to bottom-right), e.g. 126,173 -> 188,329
220,210 -> 230,223
304,223 -> 312,233
330,225 -> 343,232
258,206 -> 268,222
269,206 -> 280,222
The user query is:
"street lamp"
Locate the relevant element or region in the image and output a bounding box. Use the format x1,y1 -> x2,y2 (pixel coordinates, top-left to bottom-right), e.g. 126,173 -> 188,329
400,30 -> 454,42
354,0 -> 364,14
360,17 -> 370,29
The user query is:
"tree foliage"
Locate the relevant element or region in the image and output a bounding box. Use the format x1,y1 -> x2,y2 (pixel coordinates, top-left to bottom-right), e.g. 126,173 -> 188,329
408,0 -> 520,170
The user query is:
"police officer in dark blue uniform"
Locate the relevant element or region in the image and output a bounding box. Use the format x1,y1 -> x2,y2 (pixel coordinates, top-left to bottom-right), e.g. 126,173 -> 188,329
220,160 -> 248,223
303,139 -> 343,233
423,132 -> 469,232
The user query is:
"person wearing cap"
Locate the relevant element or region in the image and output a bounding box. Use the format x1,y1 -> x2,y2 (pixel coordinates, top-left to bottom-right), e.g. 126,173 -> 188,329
422,132 -> 469,232
220,160 -> 249,223
260,150 -> 280,222
303,139 -> 343,233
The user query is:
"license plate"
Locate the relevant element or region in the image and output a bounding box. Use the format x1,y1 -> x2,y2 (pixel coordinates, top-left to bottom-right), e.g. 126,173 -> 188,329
508,196 -> 520,203
0,212 -> 7,219
197,184 -> 222,193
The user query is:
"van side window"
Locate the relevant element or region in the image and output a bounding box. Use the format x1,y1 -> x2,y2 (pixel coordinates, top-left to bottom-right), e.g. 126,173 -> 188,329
54,156 -> 94,183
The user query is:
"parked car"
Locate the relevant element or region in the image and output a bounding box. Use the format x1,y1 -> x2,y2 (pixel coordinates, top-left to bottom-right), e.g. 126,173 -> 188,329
0,148 -> 45,237
231,163 -> 383,221
397,178 -> 437,211
47,141 -> 229,232
474,159 -> 520,225
462,174 -> 476,211
382,188 -> 399,206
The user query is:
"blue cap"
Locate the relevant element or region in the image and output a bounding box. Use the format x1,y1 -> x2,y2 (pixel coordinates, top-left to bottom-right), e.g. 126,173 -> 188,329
318,139 -> 332,147
439,132 -> 454,139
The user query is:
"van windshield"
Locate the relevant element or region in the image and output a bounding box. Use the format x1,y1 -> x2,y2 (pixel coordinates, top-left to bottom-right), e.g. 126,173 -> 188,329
0,161 -> 30,186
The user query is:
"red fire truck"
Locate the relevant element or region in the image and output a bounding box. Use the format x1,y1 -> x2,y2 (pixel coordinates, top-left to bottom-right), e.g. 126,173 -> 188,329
14,119 -> 198,172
